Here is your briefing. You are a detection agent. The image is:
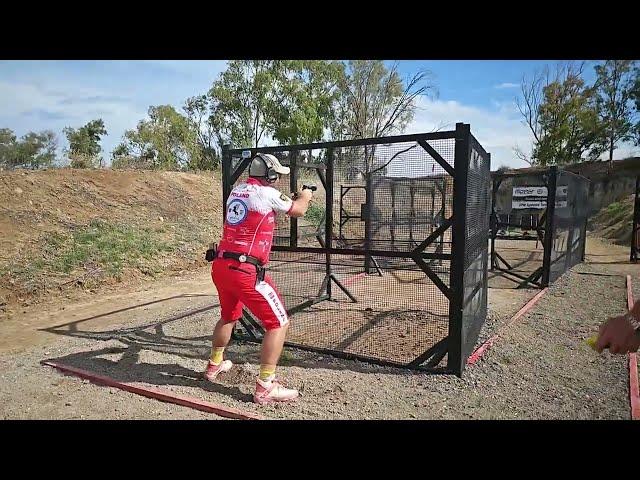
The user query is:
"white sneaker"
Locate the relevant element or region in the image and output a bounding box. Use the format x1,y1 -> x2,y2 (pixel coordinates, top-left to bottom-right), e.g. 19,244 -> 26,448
253,376 -> 299,405
203,360 -> 233,383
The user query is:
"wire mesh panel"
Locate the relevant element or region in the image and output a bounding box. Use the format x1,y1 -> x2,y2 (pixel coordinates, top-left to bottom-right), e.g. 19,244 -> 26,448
338,185 -> 366,247
221,125 -> 490,375
631,176 -> 640,263
294,151 -> 328,249
490,167 -> 590,289
490,172 -> 549,288
461,137 -> 491,360
264,252 -> 451,365
548,170 -> 590,283
370,176 -> 453,253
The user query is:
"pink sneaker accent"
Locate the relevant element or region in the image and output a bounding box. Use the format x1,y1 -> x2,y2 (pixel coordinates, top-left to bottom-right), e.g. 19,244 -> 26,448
253,376 -> 299,405
204,360 -> 233,382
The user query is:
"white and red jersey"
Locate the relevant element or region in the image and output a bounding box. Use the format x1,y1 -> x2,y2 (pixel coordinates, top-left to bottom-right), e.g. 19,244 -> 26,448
218,177 -> 293,265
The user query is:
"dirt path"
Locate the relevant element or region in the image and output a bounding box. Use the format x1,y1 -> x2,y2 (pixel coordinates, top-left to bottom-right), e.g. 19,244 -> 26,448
0,267 -> 217,356
0,236 -> 636,420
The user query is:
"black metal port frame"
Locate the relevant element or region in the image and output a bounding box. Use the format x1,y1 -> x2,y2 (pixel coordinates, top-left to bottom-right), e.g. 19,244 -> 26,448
220,123 -> 491,376
631,175 -> 640,263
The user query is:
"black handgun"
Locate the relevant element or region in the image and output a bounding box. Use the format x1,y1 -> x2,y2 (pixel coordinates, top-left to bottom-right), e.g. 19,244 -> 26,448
292,185 -> 317,200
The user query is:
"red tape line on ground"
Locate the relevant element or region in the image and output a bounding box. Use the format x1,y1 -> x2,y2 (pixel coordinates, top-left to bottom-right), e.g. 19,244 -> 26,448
343,272 -> 366,286
467,287 -> 549,366
41,361 -> 265,420
626,275 -> 640,420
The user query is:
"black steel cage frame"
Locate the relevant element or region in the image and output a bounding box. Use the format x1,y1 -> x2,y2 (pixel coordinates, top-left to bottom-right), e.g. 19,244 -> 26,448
220,123 -> 491,376
490,166 -> 590,289
631,175 -> 640,263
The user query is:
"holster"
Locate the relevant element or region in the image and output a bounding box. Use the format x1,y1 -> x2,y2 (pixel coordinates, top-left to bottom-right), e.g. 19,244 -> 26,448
205,243 -> 217,262
256,266 -> 266,284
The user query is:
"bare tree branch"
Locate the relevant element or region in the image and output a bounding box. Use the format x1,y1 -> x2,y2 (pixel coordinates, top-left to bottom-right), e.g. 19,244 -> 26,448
342,61 -> 436,141
513,146 -> 534,166
366,144 -> 418,175
378,70 -> 432,137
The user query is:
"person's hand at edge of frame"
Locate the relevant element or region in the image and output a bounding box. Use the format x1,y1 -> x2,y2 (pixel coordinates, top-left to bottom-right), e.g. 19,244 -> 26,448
594,312 -> 640,354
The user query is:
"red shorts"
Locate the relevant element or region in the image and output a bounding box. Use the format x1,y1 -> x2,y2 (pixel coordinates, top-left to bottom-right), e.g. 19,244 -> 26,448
211,258 -> 289,330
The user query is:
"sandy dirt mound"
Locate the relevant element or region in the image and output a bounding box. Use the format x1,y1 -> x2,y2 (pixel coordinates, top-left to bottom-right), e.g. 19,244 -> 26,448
0,168 -> 222,315
589,193 -> 634,246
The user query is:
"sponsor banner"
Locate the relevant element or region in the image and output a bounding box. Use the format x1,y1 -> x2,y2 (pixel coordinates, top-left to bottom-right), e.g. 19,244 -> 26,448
512,185 -> 568,197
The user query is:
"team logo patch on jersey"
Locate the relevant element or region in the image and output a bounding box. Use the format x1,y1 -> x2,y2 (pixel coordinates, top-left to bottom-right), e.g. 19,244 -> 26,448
227,199 -> 248,225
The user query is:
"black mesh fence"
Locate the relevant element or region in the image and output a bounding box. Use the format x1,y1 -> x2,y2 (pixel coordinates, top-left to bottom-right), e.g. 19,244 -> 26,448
265,252 -> 451,366
489,172 -> 548,288
490,167 -> 590,289
221,124 -> 490,375
461,136 -> 491,360
631,176 -> 640,263
548,170 -> 590,283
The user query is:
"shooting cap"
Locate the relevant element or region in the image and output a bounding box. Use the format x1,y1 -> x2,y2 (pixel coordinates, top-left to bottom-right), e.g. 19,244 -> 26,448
249,153 -> 290,180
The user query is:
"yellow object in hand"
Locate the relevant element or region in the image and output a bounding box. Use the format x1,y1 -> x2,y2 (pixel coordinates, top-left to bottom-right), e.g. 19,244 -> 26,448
586,335 -> 598,350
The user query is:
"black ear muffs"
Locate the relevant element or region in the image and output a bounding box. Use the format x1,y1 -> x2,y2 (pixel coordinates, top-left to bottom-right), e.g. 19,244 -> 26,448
255,153 -> 279,183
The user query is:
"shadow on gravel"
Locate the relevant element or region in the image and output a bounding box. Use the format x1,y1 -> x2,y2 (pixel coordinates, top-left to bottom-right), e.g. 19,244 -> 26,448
44,345 -> 253,403
40,293 -> 454,386
43,293 -> 213,332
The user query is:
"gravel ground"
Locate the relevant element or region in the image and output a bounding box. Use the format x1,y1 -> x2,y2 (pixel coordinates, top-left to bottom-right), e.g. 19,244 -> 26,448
0,262 -> 632,420
631,274 -> 640,305
0,347 -> 216,421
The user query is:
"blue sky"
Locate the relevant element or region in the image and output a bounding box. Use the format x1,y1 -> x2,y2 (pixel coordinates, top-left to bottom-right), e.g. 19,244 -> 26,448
0,60 -> 636,169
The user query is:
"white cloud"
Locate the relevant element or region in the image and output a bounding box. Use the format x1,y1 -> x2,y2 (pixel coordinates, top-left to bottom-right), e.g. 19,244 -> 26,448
602,144 -> 640,160
0,80 -> 141,120
494,82 -> 519,89
405,96 -> 532,169
403,96 -> 640,168
0,79 -> 147,161
0,61 -> 229,164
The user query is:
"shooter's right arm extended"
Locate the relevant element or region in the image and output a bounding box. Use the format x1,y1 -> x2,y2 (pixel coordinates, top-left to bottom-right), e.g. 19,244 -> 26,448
288,186 -> 314,218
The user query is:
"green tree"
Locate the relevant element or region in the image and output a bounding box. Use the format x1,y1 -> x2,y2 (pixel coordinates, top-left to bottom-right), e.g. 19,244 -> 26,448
633,67 -> 640,145
203,60 -> 434,175
183,95 -> 219,169
591,60 -> 638,162
110,143 -> 143,170
63,119 -> 107,168
330,61 -> 436,178
0,128 -> 57,169
15,131 -> 57,169
516,62 -> 598,166
268,60 -> 348,145
206,60 -> 349,164
207,60 -> 283,149
535,75 -> 599,165
0,128 -> 17,168
112,105 -> 204,171
633,67 -> 640,146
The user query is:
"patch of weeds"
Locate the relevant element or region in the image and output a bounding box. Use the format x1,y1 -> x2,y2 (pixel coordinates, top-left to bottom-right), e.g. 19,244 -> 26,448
605,202 -> 625,217
305,204 -> 325,225
6,220 -> 175,286
279,349 -> 295,365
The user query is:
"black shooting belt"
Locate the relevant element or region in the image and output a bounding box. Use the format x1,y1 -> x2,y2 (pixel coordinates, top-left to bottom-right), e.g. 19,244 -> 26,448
222,251 -> 266,284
